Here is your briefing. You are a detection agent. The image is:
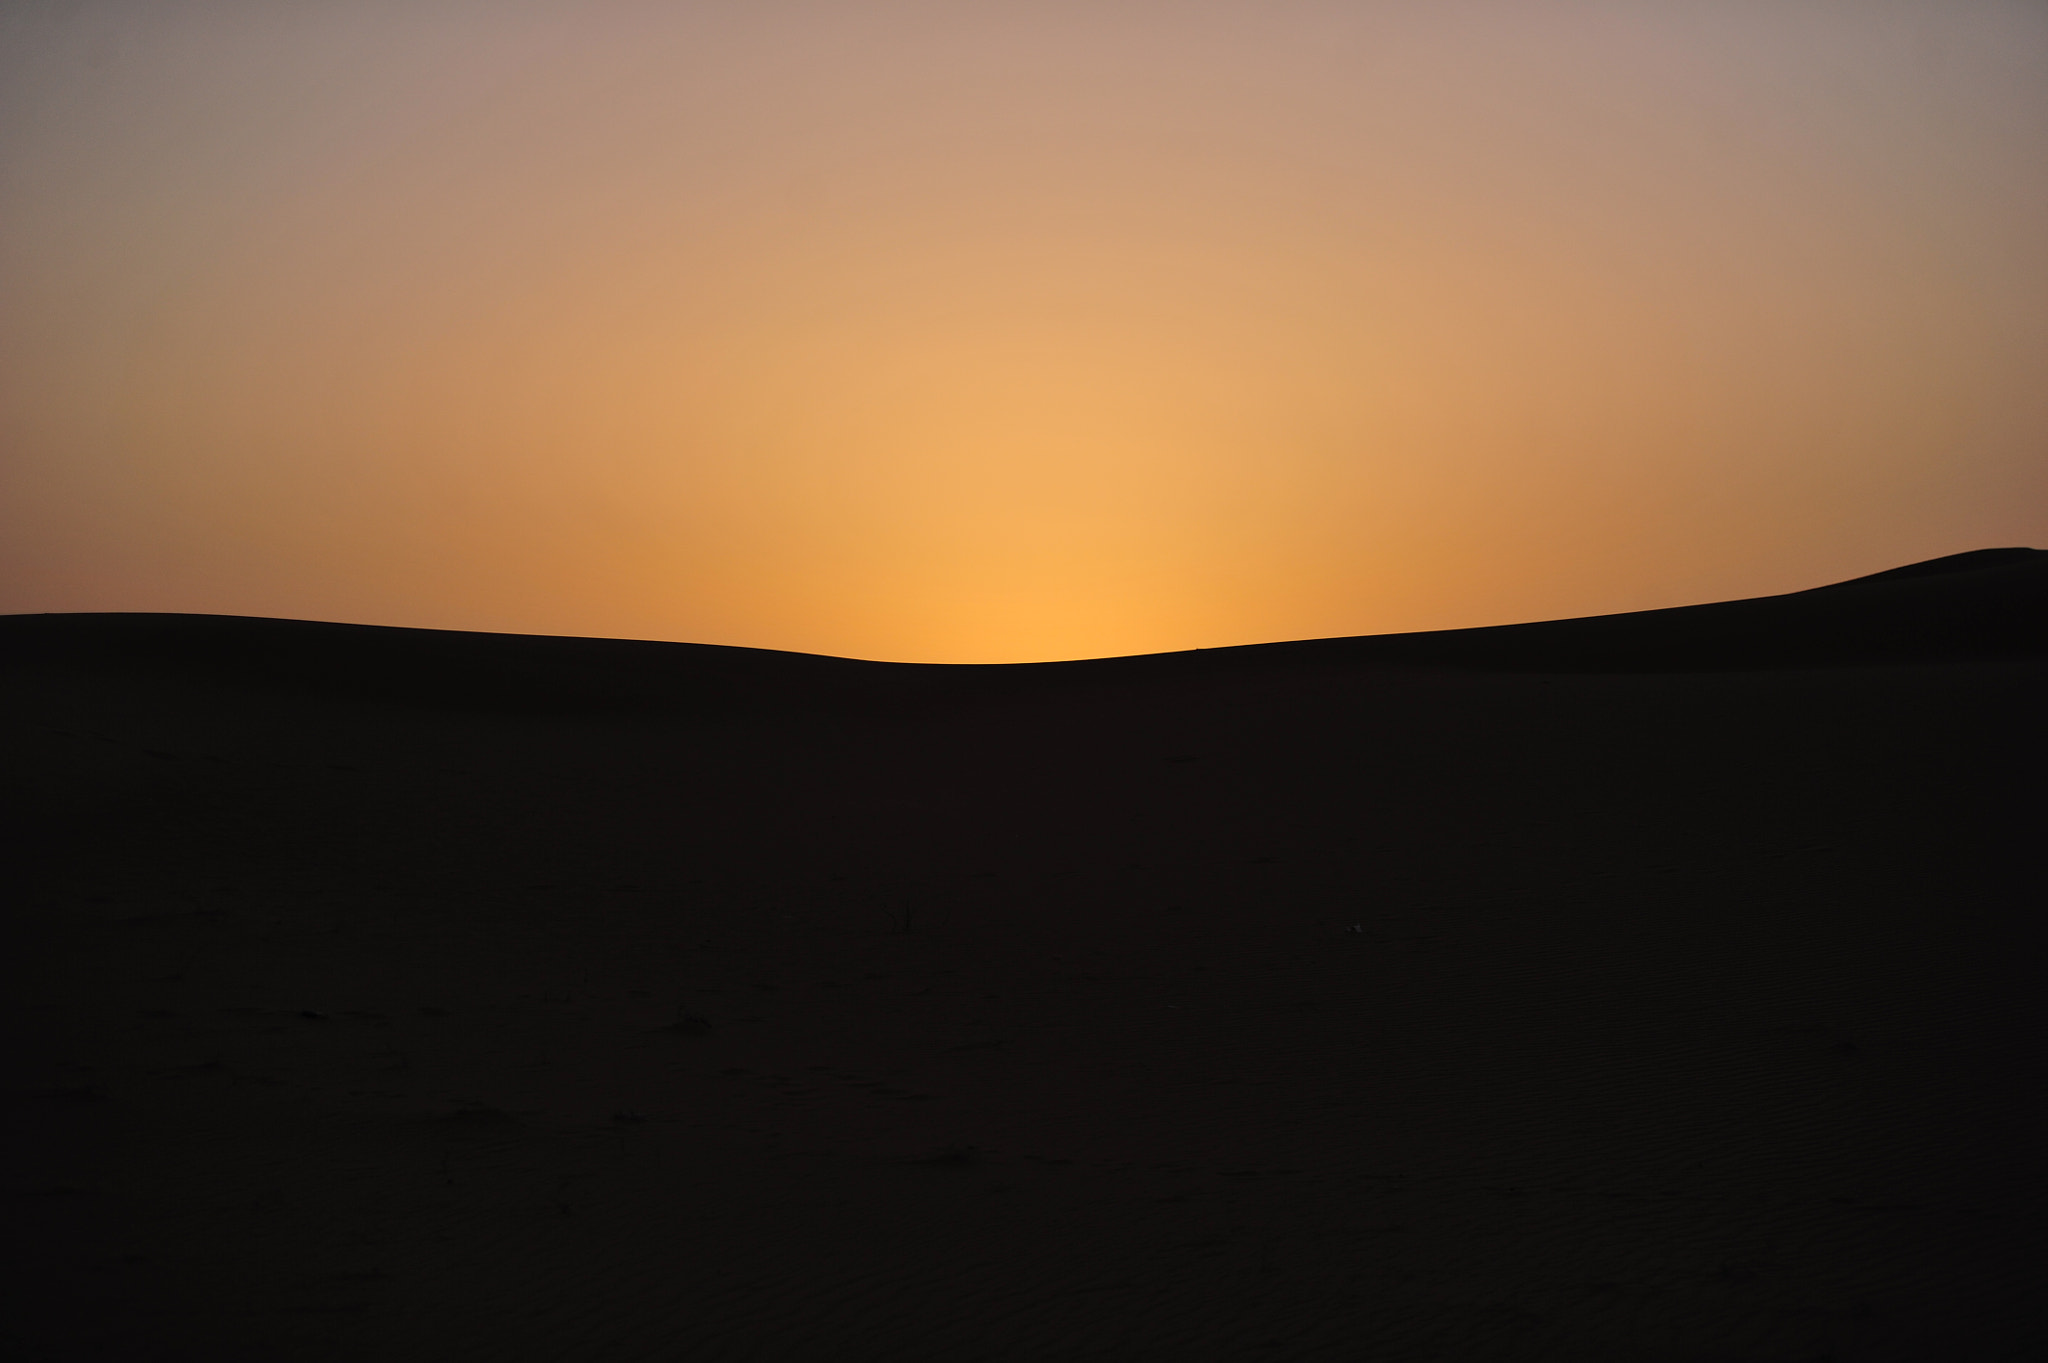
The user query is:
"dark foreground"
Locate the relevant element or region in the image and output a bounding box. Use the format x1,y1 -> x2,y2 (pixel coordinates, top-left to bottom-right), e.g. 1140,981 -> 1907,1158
5,550 -> 2044,1361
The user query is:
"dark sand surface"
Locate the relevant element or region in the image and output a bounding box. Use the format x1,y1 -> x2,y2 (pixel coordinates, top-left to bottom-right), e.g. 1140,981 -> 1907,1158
5,549 -> 2044,1361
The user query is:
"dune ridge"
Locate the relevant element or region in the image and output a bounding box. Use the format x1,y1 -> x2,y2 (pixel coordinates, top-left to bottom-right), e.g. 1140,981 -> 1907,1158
5,546 -> 2044,704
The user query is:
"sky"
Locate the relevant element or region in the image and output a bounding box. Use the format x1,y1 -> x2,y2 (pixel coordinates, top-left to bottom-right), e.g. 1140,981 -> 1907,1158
2,0 -> 2043,663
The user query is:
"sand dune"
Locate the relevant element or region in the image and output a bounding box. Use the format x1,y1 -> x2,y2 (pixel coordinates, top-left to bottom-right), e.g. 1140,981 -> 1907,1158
5,550 -> 2044,1360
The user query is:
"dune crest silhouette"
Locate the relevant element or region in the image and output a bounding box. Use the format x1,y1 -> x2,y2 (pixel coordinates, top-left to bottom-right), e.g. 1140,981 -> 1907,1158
3,547 -> 2043,701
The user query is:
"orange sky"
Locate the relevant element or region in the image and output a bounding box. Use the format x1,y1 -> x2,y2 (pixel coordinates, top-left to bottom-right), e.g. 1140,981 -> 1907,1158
3,0 -> 2044,662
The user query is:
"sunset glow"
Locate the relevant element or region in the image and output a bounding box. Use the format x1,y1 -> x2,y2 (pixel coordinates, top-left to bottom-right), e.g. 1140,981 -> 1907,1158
4,0 -> 2044,660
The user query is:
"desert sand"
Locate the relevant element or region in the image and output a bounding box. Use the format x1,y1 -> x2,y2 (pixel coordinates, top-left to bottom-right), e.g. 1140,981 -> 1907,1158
5,548 -> 2044,1361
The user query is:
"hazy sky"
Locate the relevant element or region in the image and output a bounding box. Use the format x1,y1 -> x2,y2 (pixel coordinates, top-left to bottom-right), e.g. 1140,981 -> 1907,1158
3,0 -> 2043,661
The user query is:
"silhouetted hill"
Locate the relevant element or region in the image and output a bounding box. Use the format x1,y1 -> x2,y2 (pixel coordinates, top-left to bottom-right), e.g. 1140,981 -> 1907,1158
3,551 -> 2042,1362
3,549 -> 2042,712
1195,545 -> 2047,675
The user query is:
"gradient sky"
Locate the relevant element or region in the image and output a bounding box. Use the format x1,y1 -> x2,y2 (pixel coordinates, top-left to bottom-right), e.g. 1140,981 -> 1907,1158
3,0 -> 2044,662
